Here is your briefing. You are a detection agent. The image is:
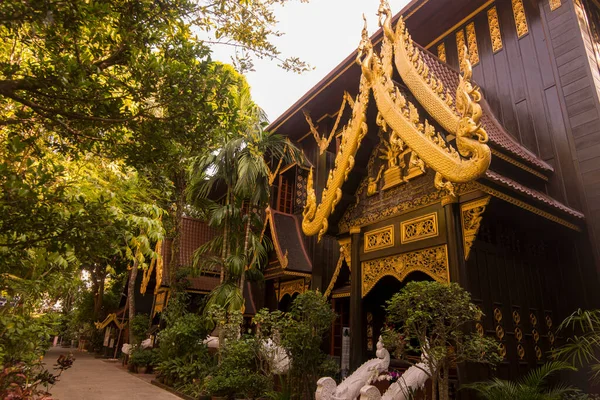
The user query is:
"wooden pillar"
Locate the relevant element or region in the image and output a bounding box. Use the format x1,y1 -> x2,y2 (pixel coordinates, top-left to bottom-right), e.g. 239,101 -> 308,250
349,226 -> 365,370
312,150 -> 329,290
442,196 -> 466,285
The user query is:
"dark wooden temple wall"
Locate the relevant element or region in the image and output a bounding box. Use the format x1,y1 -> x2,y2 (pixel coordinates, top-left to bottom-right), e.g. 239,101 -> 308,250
463,199 -> 589,385
431,0 -> 600,285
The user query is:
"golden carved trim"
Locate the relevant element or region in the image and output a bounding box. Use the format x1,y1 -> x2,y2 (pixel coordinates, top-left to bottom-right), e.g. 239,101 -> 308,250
338,237 -> 352,267
426,0 -> 496,49
512,0 -> 529,38
441,195 -> 458,207
487,7 -> 503,53
474,183 -> 581,231
349,226 -> 361,234
491,149 -> 549,181
361,245 -> 449,297
266,208 -> 289,269
340,182 -> 478,233
456,29 -> 468,73
332,292 -> 351,299
400,212 -> 439,244
461,196 -> 491,260
549,0 -> 562,11
437,43 -> 447,63
324,252 -> 344,298
466,22 -> 480,65
304,92 -> 354,155
283,271 -> 311,278
364,225 -> 395,252
264,270 -> 312,280
277,278 -> 307,301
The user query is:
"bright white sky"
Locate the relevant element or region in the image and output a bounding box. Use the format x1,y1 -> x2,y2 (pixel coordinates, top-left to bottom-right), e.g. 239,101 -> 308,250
210,0 -> 410,122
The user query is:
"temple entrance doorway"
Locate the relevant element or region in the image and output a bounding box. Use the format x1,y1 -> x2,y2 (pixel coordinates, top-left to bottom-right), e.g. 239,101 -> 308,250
363,272 -> 434,359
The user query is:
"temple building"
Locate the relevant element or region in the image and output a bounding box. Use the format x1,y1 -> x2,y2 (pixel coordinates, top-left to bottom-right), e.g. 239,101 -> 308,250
260,0 -> 600,387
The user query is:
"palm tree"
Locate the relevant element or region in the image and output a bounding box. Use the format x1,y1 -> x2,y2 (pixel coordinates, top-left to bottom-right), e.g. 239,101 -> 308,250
463,361 -> 579,400
187,91 -> 303,312
555,309 -> 600,383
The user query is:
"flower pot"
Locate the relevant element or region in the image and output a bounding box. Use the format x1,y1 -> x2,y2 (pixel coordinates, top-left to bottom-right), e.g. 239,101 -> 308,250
137,366 -> 148,374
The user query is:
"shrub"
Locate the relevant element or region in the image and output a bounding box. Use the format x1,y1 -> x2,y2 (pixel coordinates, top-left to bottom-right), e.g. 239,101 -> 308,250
384,281 -> 501,400
129,347 -> 153,367
206,336 -> 272,399
130,314 -> 149,344
154,291 -> 213,388
254,291 -> 336,400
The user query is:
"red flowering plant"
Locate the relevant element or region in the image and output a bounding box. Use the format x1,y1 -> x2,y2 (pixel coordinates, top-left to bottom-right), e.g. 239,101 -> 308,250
0,354 -> 75,400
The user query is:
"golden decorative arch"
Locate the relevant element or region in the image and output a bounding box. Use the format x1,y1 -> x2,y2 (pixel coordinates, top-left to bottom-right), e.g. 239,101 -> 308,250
361,245 -> 449,297
276,278 -> 308,302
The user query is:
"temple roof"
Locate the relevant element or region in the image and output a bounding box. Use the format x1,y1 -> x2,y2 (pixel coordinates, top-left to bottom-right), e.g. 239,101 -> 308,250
268,2 -> 551,177
161,217 -> 218,287
268,209 -> 312,274
483,170 -> 584,219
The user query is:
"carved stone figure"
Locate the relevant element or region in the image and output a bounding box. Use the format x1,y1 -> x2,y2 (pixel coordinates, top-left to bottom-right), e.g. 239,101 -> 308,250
315,337 -> 390,400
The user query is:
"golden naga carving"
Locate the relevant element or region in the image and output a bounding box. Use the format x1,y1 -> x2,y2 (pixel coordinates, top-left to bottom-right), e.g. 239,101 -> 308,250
304,92 -> 354,155
380,1 -> 455,133
366,2 -> 490,194
302,3 -> 491,239
302,18 -> 371,241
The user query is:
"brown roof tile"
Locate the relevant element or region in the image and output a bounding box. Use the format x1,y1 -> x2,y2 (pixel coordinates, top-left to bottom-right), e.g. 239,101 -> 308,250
270,210 -> 312,273
484,170 -> 584,219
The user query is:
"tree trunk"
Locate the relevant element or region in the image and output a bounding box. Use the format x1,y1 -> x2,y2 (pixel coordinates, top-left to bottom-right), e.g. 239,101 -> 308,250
441,360 -> 450,400
93,265 -> 107,319
128,259 -> 139,344
238,212 -> 252,295
431,375 -> 438,400
220,189 -> 231,283
169,172 -> 186,286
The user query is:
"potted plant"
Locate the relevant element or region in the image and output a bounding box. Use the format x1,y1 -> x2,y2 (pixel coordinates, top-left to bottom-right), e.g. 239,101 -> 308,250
129,347 -> 153,374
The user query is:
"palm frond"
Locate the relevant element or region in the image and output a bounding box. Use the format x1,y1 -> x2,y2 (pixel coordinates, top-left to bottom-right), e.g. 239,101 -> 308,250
519,361 -> 575,389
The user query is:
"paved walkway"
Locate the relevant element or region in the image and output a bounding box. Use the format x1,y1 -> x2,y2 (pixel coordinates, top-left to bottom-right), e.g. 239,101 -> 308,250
44,347 -> 179,400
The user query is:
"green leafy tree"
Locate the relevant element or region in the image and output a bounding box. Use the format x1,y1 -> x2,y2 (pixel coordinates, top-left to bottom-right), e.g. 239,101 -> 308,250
464,361 -> 579,400
187,98 -> 304,311
383,281 -> 501,400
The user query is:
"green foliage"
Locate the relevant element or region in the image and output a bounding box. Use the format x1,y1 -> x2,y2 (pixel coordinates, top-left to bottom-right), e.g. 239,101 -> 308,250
464,361 -> 579,400
555,309 -> 600,383
206,336 -> 273,399
188,122 -> 304,312
384,281 -> 501,400
0,311 -> 61,367
254,291 -> 336,400
129,347 -> 154,367
155,291 -> 214,388
131,314 -> 149,344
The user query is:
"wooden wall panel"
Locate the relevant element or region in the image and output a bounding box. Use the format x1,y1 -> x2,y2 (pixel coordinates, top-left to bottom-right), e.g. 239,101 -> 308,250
429,0 -> 600,275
